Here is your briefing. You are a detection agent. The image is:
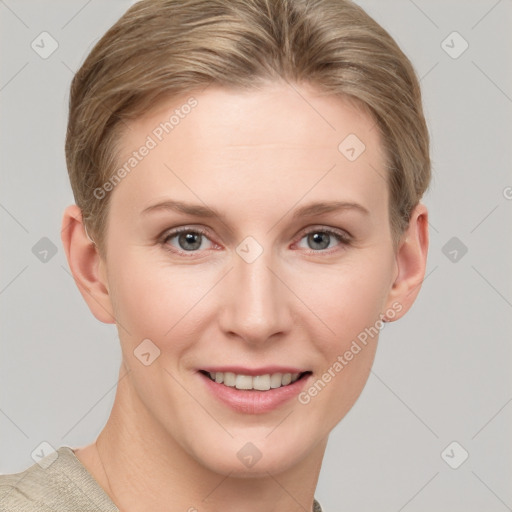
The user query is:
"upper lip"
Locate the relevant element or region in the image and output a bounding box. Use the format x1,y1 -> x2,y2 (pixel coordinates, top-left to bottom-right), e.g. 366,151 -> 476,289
199,366 -> 309,376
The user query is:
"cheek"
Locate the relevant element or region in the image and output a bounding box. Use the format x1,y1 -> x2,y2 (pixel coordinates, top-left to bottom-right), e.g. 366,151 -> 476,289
297,255 -> 393,353
293,263 -> 389,429
107,252 -> 217,351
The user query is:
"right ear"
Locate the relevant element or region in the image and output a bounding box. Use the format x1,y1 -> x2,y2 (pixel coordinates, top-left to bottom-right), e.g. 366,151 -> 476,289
60,205 -> 115,324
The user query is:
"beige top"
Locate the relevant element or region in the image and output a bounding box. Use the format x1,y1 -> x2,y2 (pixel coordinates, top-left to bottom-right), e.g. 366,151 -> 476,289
0,446 -> 324,511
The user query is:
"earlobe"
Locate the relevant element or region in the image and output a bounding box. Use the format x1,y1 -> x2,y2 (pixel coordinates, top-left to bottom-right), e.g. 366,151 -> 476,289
60,205 -> 115,324
384,203 -> 429,321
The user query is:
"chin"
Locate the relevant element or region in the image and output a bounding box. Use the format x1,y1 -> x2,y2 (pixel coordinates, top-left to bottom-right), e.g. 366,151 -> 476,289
185,431 -> 319,478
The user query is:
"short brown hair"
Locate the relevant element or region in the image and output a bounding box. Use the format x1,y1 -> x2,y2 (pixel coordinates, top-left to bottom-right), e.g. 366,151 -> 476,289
65,0 -> 431,256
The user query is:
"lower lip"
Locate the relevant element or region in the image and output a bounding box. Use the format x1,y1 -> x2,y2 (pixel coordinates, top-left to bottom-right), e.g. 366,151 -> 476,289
199,372 -> 311,414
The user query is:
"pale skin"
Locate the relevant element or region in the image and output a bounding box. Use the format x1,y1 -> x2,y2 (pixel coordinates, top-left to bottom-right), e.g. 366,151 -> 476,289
61,82 -> 429,512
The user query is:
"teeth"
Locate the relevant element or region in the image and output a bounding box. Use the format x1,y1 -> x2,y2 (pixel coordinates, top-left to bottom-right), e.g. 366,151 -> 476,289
253,375 -> 271,391
235,374 -> 253,390
206,371 -> 301,390
223,372 -> 236,387
270,373 -> 283,388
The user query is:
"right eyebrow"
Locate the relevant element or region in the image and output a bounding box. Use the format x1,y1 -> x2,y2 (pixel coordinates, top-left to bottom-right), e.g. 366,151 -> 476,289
142,199 -> 223,219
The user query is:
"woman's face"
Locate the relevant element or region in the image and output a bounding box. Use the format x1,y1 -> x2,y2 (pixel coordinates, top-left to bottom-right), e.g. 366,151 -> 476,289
100,82 -> 401,475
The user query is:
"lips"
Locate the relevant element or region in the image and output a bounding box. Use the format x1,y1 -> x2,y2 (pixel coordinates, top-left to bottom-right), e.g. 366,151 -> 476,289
198,367 -> 312,414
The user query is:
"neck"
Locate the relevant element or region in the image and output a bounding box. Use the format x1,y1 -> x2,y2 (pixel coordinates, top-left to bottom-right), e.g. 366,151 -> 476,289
87,364 -> 326,512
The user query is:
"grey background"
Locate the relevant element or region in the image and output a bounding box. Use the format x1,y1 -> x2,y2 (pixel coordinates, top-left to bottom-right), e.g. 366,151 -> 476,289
1,1 -> 511,511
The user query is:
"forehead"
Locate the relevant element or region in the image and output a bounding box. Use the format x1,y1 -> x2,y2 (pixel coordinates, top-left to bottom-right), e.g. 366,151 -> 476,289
111,83 -> 388,220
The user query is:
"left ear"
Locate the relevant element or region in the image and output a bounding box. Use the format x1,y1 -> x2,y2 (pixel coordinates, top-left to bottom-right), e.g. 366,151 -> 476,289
384,202 -> 429,321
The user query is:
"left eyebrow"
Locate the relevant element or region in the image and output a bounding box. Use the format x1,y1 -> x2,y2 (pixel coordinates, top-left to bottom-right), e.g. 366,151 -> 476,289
291,200 -> 370,220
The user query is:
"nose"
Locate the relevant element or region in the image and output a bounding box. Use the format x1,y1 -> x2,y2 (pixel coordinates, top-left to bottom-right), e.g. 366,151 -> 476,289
217,245 -> 292,346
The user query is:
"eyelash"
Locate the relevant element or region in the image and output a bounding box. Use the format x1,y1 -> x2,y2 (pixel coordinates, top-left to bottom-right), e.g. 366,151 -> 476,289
159,226 -> 352,257
160,227 -> 216,257
295,227 -> 352,255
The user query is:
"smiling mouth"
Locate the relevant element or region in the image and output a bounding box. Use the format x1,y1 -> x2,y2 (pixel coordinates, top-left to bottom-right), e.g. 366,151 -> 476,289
200,370 -> 311,391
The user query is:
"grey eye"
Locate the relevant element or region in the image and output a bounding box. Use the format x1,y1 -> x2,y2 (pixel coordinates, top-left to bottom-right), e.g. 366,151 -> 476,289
307,232 -> 332,250
177,232 -> 203,251
308,231 -> 331,250
164,230 -> 213,252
